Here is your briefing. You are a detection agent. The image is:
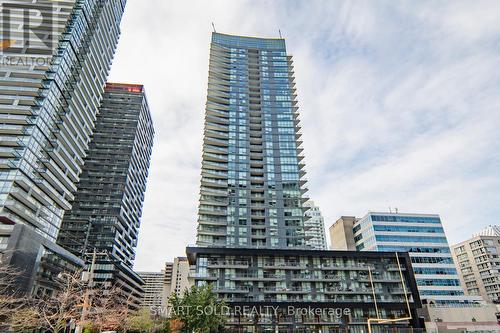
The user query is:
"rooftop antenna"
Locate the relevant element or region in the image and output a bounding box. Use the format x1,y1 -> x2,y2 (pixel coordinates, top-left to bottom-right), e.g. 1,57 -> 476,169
278,29 -> 282,38
395,207 -> 399,214
389,207 -> 392,214
212,22 -> 216,33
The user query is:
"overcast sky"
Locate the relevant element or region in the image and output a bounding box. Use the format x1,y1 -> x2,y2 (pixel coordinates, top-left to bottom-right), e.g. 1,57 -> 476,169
108,0 -> 500,271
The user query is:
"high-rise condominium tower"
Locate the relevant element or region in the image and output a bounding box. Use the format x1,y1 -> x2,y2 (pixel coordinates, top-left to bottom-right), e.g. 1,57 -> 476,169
57,83 -> 154,306
0,0 -> 126,293
197,32 -> 308,249
303,200 -> 327,249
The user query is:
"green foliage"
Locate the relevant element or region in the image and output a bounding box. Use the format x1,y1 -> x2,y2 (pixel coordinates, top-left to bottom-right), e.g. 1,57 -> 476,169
82,326 -> 96,333
126,308 -> 154,333
157,319 -> 171,333
168,285 -> 226,333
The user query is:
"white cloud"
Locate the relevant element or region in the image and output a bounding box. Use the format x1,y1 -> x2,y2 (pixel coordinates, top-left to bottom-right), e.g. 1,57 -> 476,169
109,0 -> 500,270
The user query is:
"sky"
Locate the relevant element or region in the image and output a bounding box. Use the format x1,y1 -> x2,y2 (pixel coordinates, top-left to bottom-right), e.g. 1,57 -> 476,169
108,0 -> 500,271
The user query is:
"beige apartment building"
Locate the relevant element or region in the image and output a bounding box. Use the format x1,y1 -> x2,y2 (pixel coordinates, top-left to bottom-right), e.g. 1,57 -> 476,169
138,271 -> 166,309
170,257 -> 191,297
452,225 -> 500,303
329,216 -> 357,250
139,257 -> 192,311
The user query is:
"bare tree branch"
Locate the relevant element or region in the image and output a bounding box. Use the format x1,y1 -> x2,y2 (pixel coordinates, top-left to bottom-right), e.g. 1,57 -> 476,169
0,264 -> 31,330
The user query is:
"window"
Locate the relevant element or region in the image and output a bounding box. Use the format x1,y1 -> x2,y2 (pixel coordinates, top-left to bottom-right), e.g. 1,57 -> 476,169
375,235 -> 448,243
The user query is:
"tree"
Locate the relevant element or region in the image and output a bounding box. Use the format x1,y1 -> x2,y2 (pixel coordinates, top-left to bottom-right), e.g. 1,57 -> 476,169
84,286 -> 134,333
2,260 -> 172,333
0,263 -> 29,329
168,285 -> 226,333
125,307 -> 154,333
6,269 -> 123,333
22,270 -> 86,333
168,319 -> 183,333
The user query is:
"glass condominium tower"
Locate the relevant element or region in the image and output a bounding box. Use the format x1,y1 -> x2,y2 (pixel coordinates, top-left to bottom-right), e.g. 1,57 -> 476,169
57,83 -> 154,307
0,0 -> 126,247
58,83 -> 154,266
0,0 -> 126,294
197,32 -> 308,249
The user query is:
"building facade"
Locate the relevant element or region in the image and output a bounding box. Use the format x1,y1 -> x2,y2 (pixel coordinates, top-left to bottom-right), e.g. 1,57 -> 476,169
170,257 -> 191,297
139,258 -> 192,316
57,83 -> 154,307
452,225 -> 500,303
419,303 -> 500,332
331,212 -> 473,305
0,0 -> 126,294
138,271 -> 166,309
303,200 -> 327,250
329,216 -> 357,250
188,247 -> 422,332
196,32 -> 308,249
190,32 -> 427,332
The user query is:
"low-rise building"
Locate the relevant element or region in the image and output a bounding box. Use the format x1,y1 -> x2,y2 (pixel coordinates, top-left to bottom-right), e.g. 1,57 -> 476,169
330,212 -> 477,305
419,303 -> 499,332
187,246 -> 423,332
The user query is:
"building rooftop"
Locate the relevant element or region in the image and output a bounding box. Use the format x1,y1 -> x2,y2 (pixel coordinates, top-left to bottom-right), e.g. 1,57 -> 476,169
212,32 -> 286,50
473,225 -> 500,237
105,82 -> 144,92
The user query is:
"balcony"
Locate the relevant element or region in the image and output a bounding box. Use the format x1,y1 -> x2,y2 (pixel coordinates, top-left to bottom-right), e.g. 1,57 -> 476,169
204,136 -> 229,147
0,124 -> 29,135
262,287 -> 311,294
263,262 -> 306,269
320,263 -> 369,270
198,207 -> 227,216
188,272 -> 218,280
200,187 -> 228,196
213,287 -> 249,294
203,145 -> 228,154
202,153 -> 228,163
201,177 -> 227,188
207,260 -> 249,268
323,288 -> 373,295
197,229 -> 226,237
202,161 -> 228,172
205,129 -> 229,139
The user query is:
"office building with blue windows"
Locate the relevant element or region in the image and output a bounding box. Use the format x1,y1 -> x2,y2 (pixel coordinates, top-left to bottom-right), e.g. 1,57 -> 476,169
332,212 -> 479,305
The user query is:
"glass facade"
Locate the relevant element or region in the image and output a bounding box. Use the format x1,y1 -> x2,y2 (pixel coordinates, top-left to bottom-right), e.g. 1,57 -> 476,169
191,33 -> 424,332
0,0 -> 126,241
197,32 -> 308,248
353,213 -> 467,304
56,83 -> 154,308
303,200 -> 327,250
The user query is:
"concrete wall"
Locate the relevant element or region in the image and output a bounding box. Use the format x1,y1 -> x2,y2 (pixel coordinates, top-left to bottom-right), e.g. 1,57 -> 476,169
329,216 -> 357,250
421,304 -> 500,333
